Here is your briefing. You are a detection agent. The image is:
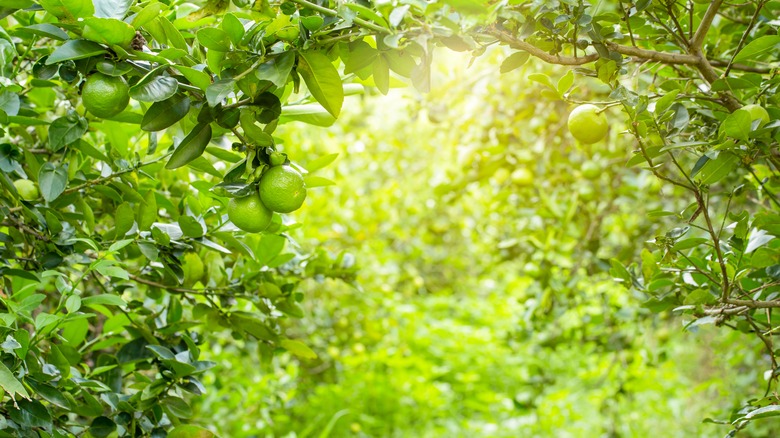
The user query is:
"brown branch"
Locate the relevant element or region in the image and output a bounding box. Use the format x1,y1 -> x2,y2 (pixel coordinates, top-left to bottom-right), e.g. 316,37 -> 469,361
726,298 -> 780,308
723,0 -> 768,77
690,0 -> 723,49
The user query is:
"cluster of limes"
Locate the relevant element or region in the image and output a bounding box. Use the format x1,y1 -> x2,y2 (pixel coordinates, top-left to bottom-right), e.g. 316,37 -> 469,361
227,164 -> 307,233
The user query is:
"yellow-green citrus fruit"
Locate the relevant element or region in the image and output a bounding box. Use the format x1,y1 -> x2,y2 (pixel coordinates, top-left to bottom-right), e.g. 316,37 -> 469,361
739,104 -> 770,127
511,168 -> 534,187
182,252 -> 205,285
81,73 -> 130,118
228,192 -> 273,233
259,166 -> 307,213
567,104 -> 608,144
276,26 -> 300,42
13,179 -> 38,201
581,161 -> 601,180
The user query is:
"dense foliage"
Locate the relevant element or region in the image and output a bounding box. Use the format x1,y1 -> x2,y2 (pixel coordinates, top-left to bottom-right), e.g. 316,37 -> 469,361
0,0 -> 779,436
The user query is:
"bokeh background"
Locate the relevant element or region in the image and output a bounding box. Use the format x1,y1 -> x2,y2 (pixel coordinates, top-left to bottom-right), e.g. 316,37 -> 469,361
194,49 -> 770,437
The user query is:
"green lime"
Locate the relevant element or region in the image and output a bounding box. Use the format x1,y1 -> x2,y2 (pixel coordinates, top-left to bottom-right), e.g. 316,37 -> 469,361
739,104 -> 770,127
258,165 -> 307,213
228,192 -> 273,233
511,168 -> 534,187
81,73 -> 130,118
182,252 -> 205,285
581,161 -> 601,180
13,179 -> 38,201
567,104 -> 608,144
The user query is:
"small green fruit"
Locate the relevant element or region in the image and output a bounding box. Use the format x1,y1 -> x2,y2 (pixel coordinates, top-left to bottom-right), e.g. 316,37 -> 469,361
13,179 -> 39,201
228,192 -> 273,233
567,104 -> 608,144
511,168 -> 534,187
581,161 -> 601,180
739,104 -> 770,128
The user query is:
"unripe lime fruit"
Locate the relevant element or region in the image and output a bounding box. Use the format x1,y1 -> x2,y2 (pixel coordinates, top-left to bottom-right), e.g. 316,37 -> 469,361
228,192 -> 273,233
13,179 -> 39,201
276,26 -> 300,42
258,166 -> 307,213
182,252 -> 205,285
567,104 -> 608,144
81,73 -> 130,118
511,168 -> 534,187
581,161 -> 601,180
739,104 -> 770,127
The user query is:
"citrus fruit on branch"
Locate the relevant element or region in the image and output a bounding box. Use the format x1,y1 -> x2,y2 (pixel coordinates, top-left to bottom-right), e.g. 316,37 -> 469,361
739,104 -> 770,128
81,73 -> 130,119
13,179 -> 39,201
567,104 -> 608,144
228,192 -> 273,233
259,165 -> 307,213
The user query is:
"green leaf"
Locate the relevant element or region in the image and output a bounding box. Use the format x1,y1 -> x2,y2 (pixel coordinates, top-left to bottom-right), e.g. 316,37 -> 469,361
0,362 -> 29,400
8,400 -> 51,427
38,0 -> 93,20
45,40 -> 106,64
343,41 -> 377,74
230,312 -> 277,340
131,2 -> 162,29
17,23 -> 69,41
280,104 -> 336,127
280,339 -> 318,359
297,51 -> 344,118
222,13 -> 245,46
745,405 -> 780,420
130,75 -> 179,102
38,162 -> 68,202
206,79 -> 235,107
178,216 -> 205,238
256,52 -> 295,88
720,110 -> 751,141
82,294 -> 126,307
141,94 -> 190,131
500,51 -> 529,74
373,54 -> 390,95
197,28 -> 231,51
304,175 -> 336,188
733,36 -> 780,63
177,66 -> 213,92
166,123 -> 213,169
137,190 -> 158,231
83,17 -> 135,47
672,238 -> 709,251
698,152 -> 739,185
115,202 -> 134,237
89,416 -> 117,438
164,396 -> 193,418
305,153 -> 339,173
93,0 -> 131,19
159,16 -> 187,51
48,111 -> 88,151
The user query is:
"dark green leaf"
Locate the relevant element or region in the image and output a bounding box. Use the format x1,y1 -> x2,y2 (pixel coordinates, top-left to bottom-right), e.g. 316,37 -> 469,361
256,51 -> 295,88
166,123 -> 213,169
48,111 -> 88,151
89,416 -> 117,438
38,162 -> 68,202
45,40 -> 106,64
141,94 -> 190,131
130,75 -> 179,102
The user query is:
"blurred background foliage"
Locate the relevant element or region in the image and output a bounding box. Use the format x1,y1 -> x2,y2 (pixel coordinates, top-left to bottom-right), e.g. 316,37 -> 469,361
192,49 -> 774,436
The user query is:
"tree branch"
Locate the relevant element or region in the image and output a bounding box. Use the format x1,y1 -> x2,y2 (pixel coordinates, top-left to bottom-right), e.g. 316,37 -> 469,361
690,0 -> 723,49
